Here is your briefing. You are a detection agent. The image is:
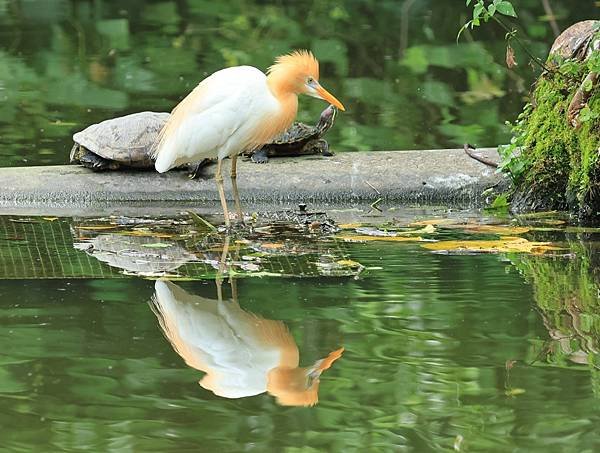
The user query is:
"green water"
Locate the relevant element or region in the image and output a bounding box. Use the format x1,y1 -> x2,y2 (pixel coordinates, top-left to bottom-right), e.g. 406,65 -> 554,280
1,212 -> 600,451
2,1 -> 600,451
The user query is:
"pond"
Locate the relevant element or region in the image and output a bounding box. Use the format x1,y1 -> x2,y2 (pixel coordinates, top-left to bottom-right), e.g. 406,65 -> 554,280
2,1 -> 600,451
1,209 -> 600,451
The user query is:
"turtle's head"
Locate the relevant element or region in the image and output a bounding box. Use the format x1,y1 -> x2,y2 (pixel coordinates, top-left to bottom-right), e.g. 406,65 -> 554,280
317,105 -> 337,132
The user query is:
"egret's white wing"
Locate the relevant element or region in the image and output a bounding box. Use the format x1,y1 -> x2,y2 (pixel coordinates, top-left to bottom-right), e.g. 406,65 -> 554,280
154,66 -> 280,172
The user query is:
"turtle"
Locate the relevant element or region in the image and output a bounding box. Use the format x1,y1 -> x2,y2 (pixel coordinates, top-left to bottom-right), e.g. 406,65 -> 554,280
244,104 -> 337,164
70,111 -> 170,171
546,20 -> 600,128
548,20 -> 599,63
70,105 -> 337,174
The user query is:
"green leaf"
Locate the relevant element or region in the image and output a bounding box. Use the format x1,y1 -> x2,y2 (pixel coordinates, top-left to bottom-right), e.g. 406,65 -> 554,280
579,106 -> 599,123
490,194 -> 509,209
473,3 -> 485,20
487,4 -> 496,16
496,1 -> 517,17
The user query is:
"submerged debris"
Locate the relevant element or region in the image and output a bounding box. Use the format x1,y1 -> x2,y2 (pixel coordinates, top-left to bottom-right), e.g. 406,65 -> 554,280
255,203 -> 339,234
71,211 -> 358,279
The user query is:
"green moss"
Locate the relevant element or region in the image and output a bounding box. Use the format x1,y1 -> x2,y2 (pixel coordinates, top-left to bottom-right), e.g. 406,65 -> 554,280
501,51 -> 600,218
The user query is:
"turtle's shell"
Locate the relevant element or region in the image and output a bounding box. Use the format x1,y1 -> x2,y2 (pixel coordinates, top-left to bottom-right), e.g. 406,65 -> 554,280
270,122 -> 320,147
72,111 -> 170,167
549,20 -> 599,61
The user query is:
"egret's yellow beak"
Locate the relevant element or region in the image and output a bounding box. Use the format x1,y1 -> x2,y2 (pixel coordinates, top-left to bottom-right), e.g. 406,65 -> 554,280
315,84 -> 346,111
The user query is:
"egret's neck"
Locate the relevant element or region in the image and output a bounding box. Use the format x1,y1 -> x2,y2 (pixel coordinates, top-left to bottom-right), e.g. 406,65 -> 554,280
248,74 -> 298,147
266,73 -> 299,117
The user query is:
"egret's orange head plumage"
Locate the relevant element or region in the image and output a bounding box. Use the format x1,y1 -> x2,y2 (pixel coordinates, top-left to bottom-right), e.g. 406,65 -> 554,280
267,50 -> 345,111
268,50 -> 320,90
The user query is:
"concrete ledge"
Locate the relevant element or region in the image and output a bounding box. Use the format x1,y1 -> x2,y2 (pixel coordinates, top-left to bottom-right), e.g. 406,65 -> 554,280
0,149 -> 506,214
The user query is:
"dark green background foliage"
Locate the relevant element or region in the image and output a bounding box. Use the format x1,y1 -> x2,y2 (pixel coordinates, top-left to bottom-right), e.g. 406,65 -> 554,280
0,0 -> 597,166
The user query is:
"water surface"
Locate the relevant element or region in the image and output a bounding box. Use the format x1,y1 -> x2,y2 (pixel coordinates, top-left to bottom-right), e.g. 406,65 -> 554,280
1,211 -> 599,451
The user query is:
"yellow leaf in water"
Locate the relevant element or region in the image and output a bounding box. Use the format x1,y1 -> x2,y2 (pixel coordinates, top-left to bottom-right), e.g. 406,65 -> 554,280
76,225 -> 119,230
539,219 -> 566,225
391,224 -> 436,235
337,235 -> 424,243
460,224 -> 530,235
422,236 -> 563,254
338,223 -> 364,230
261,242 -> 285,249
336,259 -> 363,268
416,224 -> 436,234
410,218 -> 456,226
140,243 -> 172,248
43,217 -> 59,222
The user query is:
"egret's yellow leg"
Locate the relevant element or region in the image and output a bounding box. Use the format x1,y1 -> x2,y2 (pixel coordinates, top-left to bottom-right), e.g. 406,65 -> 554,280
230,155 -> 244,222
215,159 -> 230,228
215,235 -> 230,302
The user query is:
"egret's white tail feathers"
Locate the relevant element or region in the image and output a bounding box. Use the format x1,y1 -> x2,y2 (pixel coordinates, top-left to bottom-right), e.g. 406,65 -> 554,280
153,84 -> 206,172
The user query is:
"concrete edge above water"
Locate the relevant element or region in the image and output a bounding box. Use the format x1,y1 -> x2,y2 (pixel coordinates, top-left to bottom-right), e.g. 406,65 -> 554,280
0,149 -> 506,216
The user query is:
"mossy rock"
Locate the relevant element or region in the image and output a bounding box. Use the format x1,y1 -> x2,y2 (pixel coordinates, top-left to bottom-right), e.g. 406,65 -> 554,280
504,21 -> 600,220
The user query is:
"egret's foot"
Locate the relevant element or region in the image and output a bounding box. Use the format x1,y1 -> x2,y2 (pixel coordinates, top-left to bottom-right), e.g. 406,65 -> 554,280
217,222 -> 248,234
217,212 -> 248,233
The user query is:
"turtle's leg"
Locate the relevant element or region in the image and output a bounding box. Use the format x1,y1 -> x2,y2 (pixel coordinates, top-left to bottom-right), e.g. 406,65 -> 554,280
251,147 -> 269,164
230,155 -> 244,222
215,159 -> 231,228
303,139 -> 334,157
77,147 -> 120,171
317,139 -> 334,157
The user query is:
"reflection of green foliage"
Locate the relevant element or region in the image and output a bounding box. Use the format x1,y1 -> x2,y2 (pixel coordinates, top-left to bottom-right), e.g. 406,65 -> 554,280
511,240 -> 600,377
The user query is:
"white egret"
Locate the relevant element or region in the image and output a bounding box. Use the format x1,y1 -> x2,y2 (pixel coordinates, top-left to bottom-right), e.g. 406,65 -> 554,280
153,50 -> 345,226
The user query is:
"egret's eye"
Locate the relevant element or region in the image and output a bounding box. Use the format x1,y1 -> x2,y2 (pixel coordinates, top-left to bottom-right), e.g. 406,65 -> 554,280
307,77 -> 314,85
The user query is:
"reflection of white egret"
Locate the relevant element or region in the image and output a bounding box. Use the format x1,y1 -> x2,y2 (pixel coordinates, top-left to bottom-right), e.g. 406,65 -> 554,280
151,280 -> 343,406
